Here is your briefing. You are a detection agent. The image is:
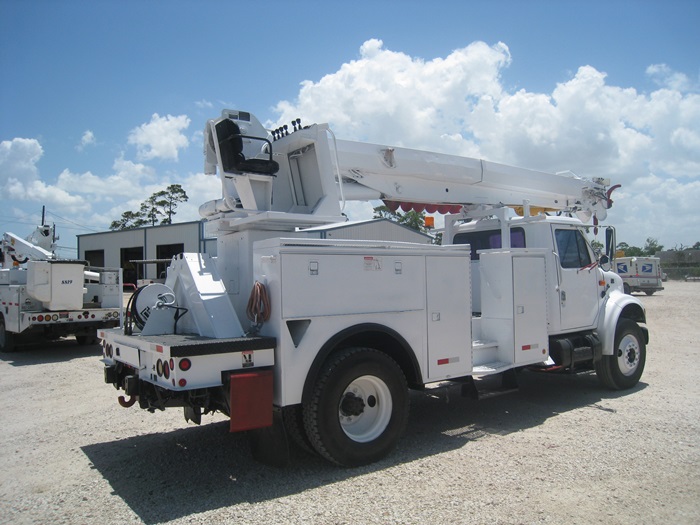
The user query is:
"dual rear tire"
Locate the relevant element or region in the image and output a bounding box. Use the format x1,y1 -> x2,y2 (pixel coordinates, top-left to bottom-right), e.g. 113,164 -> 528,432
301,347 -> 409,467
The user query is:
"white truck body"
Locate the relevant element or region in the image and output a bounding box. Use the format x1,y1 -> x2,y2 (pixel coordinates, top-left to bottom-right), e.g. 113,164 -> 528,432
615,256 -> 664,295
100,109 -> 647,466
1,229 -> 123,352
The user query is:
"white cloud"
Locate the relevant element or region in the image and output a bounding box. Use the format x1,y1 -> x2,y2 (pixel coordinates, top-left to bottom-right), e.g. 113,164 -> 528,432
270,39 -> 700,247
5,177 -> 84,209
0,137 -> 43,185
54,157 -> 156,202
272,39 -> 510,152
76,130 -> 96,151
128,113 -> 191,161
646,64 -> 695,92
111,155 -> 157,184
173,172 -> 225,222
195,99 -> 214,109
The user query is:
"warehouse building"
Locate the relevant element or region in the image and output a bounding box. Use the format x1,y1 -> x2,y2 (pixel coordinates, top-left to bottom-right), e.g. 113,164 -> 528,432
77,219 -> 432,285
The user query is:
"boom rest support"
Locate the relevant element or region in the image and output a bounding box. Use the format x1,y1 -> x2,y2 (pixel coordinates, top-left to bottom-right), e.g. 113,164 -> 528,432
215,119 -> 279,176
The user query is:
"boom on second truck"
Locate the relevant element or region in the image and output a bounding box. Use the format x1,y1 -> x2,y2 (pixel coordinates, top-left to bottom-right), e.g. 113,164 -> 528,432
1,217 -> 123,352
100,109 -> 648,466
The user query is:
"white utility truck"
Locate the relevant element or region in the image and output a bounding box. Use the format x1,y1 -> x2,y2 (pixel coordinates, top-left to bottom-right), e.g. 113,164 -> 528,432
1,220 -> 123,352
100,110 -> 647,467
615,256 -> 664,295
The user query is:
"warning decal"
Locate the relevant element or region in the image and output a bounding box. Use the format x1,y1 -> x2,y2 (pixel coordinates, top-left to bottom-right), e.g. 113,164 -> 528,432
363,256 -> 382,271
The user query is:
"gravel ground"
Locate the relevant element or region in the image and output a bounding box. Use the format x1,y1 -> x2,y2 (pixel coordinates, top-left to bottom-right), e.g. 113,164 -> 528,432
1,280 -> 699,525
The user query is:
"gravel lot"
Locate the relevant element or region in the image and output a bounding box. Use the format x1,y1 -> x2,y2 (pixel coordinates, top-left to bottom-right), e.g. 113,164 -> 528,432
1,280 -> 699,525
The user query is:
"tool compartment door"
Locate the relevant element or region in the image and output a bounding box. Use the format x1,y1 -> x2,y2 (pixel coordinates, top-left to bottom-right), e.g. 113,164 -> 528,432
426,255 -> 471,379
513,256 -> 548,365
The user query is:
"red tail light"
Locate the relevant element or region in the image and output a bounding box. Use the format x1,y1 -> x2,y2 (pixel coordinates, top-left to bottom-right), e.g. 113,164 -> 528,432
179,358 -> 192,371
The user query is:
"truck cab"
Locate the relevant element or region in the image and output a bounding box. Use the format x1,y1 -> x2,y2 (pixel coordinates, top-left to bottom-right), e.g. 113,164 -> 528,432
447,210 -> 646,377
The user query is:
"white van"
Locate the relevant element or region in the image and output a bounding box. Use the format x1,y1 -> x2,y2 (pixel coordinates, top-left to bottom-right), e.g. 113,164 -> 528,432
615,256 -> 664,295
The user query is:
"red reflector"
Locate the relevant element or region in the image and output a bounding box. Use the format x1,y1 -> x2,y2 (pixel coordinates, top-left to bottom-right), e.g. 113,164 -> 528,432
437,358 -> 449,365
179,358 -> 191,371
179,378 -> 187,387
169,358 -> 174,370
156,345 -> 164,353
163,361 -> 170,380
230,370 -> 273,432
37,315 -> 44,322
522,345 -> 531,350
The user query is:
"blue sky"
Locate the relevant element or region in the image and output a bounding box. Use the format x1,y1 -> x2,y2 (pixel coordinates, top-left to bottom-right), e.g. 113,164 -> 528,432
1,0 -> 699,256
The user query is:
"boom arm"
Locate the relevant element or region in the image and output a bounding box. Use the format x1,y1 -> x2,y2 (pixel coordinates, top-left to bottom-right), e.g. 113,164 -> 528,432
1,231 -> 56,269
200,109 -> 615,232
332,138 -> 613,221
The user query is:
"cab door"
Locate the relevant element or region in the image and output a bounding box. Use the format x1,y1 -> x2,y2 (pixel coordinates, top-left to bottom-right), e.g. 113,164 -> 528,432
553,226 -> 601,330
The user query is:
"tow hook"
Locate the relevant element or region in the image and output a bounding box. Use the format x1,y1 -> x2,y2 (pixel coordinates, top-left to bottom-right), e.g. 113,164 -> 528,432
118,395 -> 137,408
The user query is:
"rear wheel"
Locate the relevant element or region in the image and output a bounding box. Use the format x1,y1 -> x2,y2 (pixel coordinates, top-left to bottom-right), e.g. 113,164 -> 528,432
595,319 -> 646,389
0,315 -> 16,353
282,405 -> 315,455
303,347 -> 409,467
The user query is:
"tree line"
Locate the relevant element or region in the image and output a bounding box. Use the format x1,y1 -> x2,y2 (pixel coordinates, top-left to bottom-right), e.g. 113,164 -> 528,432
110,184 -> 189,230
616,238 -> 700,257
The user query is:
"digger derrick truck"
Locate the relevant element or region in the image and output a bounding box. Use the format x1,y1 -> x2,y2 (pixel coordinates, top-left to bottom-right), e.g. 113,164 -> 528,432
0,222 -> 123,352
100,109 -> 647,467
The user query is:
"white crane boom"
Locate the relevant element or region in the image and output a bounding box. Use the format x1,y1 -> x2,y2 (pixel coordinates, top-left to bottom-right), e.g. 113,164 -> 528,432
332,138 -> 613,221
1,231 -> 55,269
200,109 -> 616,231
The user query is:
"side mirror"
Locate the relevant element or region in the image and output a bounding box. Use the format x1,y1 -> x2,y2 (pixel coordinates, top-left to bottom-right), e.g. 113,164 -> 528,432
599,254 -> 611,272
605,226 -> 616,261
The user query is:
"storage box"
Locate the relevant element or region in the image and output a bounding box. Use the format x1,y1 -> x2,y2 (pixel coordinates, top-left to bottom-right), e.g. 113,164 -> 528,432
26,261 -> 85,311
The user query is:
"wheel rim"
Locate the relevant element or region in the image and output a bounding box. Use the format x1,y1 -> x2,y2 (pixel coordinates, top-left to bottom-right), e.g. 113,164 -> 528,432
338,375 -> 393,443
617,334 -> 640,376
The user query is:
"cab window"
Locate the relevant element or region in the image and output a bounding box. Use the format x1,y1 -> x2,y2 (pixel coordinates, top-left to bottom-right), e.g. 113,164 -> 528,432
453,228 -> 526,260
555,229 -> 592,268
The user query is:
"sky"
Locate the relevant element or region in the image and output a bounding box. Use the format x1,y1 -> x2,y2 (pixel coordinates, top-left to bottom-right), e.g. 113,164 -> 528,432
1,0 -> 699,257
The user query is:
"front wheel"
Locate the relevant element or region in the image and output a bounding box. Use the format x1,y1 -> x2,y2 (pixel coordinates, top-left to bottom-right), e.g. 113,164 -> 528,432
595,319 -> 646,389
303,347 -> 409,467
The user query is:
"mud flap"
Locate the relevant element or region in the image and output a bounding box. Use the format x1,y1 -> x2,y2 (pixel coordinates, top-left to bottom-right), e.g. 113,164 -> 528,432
229,369 -> 273,432
248,409 -> 291,467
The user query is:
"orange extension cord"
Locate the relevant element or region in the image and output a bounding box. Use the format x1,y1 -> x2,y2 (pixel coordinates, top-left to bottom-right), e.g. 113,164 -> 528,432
246,281 -> 271,325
